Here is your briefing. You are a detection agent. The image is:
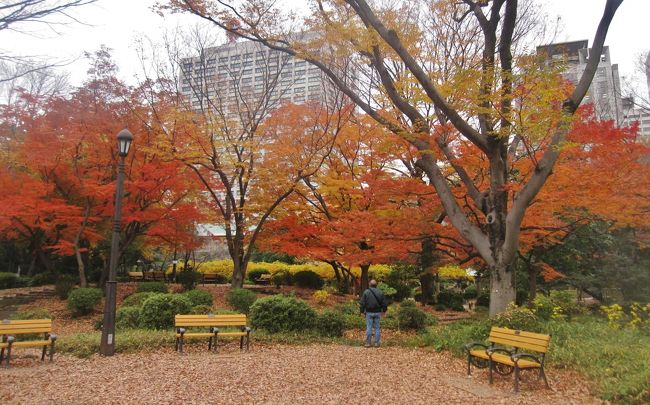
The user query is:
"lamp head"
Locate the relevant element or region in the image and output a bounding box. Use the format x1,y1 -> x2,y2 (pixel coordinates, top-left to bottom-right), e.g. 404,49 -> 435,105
117,129 -> 134,157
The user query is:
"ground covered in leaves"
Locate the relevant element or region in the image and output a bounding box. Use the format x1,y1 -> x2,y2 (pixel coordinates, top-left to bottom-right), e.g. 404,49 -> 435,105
1,344 -> 601,404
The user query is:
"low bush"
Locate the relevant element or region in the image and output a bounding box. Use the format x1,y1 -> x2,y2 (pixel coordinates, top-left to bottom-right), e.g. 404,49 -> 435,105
55,275 -> 77,299
463,285 -> 478,300
334,300 -> 360,316
177,270 -> 202,291
293,270 -> 324,289
227,288 -> 257,314
183,289 -> 213,307
190,305 -> 214,315
29,272 -> 55,286
121,292 -> 159,308
396,300 -> 429,330
316,310 -> 346,337
312,290 -> 330,305
491,303 -> 540,331
437,290 -> 464,311
116,306 -> 141,329
11,308 -> 52,320
271,270 -> 293,287
0,272 -> 18,289
249,295 -> 316,333
248,268 -> 270,283
139,293 -> 193,330
67,288 -> 102,316
392,283 -> 412,302
475,291 -> 490,307
136,282 -> 168,294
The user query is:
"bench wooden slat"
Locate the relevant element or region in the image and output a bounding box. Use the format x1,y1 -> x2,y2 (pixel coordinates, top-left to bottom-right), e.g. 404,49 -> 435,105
491,327 -> 550,341
488,328 -> 551,353
174,314 -> 251,353
0,340 -> 52,349
0,319 -> 52,335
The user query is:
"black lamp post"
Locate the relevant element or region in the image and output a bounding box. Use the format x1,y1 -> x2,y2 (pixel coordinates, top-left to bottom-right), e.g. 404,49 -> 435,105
100,128 -> 133,356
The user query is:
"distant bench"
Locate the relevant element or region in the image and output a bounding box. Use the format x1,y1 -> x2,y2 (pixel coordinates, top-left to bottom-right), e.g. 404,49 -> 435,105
464,326 -> 551,392
257,274 -> 272,285
175,314 -> 251,353
0,319 -> 57,368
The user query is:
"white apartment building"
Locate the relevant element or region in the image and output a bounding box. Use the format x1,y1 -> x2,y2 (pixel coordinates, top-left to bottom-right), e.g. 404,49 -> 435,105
180,40 -> 328,118
537,40 -> 624,125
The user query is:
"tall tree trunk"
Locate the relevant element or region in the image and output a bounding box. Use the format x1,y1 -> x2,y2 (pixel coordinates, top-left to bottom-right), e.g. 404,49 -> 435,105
419,273 -> 435,305
527,265 -> 538,307
420,237 -> 436,305
73,201 -> 91,287
360,264 -> 370,294
488,261 -> 517,316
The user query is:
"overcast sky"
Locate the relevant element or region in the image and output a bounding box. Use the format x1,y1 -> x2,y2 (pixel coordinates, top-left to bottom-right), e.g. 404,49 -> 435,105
3,0 -> 649,91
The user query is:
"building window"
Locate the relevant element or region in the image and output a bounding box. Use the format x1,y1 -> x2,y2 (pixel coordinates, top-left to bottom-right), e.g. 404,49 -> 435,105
231,63 -> 240,69
255,67 -> 265,73
230,55 -> 240,61
295,61 -> 306,67
295,77 -> 306,84
219,57 -> 228,63
308,85 -> 320,92
242,69 -> 253,75
294,87 -> 305,93
295,69 -> 306,76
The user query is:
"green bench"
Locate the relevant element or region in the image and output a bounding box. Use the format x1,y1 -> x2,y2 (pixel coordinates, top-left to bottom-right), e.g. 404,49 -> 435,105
465,326 -> 551,392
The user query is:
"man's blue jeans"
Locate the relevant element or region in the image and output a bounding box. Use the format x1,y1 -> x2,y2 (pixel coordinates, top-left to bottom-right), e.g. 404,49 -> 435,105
365,312 -> 381,345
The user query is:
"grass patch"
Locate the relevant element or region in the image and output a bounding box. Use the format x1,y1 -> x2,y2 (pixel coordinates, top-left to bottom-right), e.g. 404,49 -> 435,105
415,316 -> 650,403
59,330 -> 175,358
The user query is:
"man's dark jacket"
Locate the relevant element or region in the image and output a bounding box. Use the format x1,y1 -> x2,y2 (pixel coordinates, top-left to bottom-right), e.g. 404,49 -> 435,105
359,287 -> 388,313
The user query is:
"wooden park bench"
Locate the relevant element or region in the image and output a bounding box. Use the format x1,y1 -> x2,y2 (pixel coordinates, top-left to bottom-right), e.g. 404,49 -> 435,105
151,271 -> 167,282
464,326 -> 551,392
175,314 -> 251,353
202,273 -> 219,285
257,274 -> 272,285
142,271 -> 155,281
0,319 -> 57,368
128,271 -> 144,282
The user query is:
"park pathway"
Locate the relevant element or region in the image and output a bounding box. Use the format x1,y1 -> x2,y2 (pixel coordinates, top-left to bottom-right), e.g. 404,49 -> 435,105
1,344 -> 600,404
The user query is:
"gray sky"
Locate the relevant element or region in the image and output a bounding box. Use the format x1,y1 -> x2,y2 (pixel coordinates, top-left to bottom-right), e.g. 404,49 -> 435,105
3,0 -> 649,90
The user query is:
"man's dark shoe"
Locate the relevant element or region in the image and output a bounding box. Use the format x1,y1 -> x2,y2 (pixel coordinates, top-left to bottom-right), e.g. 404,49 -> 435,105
364,343 -> 371,348
374,343 -> 380,348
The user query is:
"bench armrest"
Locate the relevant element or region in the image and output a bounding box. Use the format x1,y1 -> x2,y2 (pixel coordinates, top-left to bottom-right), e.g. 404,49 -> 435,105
464,342 -> 488,353
487,347 -> 514,359
511,352 -> 542,365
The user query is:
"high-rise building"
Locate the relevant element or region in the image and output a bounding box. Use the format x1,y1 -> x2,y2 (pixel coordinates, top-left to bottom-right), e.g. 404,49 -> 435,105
180,39 -> 329,119
537,40 -> 623,124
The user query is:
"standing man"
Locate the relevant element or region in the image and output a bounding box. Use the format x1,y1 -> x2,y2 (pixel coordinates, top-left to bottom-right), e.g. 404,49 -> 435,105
359,279 -> 388,348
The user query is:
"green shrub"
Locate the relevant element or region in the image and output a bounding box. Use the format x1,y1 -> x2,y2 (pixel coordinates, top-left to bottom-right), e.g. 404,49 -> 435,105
11,308 -> 52,320
397,301 -> 428,330
516,289 -> 528,306
247,268 -> 270,283
139,293 -> 193,330
476,291 -> 490,307
293,270 -> 324,289
271,270 -> 293,287
29,272 -> 55,286
377,282 -> 397,299
0,272 -> 18,289
250,294 -> 316,333
463,285 -> 478,300
177,270 -> 202,291
191,305 -> 214,315
116,306 -> 141,329
227,288 -> 257,314
335,300 -> 360,315
67,288 -> 102,316
55,275 -> 77,299
316,309 -> 346,337
136,282 -> 168,294
491,303 -> 540,331
437,290 -> 464,310
183,289 -> 213,307
392,283 -> 412,301
121,292 -> 159,308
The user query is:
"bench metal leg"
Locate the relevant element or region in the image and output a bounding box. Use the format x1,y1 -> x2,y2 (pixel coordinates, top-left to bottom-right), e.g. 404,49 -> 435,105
246,332 -> 250,351
0,348 -> 4,363
488,361 -> 494,384
514,366 -> 520,393
240,336 -> 244,350
208,336 -> 213,351
540,367 -> 549,388
467,354 -> 471,375
4,338 -> 13,368
41,345 -> 47,361
49,336 -> 57,362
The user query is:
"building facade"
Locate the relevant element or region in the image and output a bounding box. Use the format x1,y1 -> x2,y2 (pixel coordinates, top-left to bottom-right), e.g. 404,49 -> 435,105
537,40 -> 624,125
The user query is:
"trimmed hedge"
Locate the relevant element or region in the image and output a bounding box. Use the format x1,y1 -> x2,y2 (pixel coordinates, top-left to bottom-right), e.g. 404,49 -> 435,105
0,272 -> 18,289
67,288 -> 102,316
293,270 -> 324,289
227,288 -> 257,314
249,295 -> 316,333
183,289 -> 213,307
136,282 -> 168,294
139,293 -> 192,330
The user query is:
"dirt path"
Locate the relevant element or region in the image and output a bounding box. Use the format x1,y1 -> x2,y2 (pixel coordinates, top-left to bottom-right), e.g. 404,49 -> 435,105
1,344 -> 601,404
